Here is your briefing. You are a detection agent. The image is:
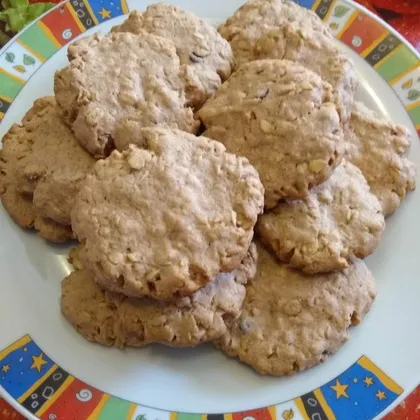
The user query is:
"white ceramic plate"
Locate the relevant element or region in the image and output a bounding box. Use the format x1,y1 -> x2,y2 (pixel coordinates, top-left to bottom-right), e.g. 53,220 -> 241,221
0,1 -> 419,419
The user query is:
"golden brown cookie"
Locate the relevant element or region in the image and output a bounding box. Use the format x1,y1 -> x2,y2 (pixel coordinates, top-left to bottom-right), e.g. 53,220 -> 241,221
346,102 -> 416,216
216,243 -> 376,376
0,176 -> 72,243
55,32 -> 199,158
71,127 -> 264,300
61,244 -> 257,347
257,160 -> 385,274
8,97 -> 95,226
198,59 -> 344,208
0,98 -> 76,242
219,0 -> 330,67
251,26 -> 357,122
112,4 -> 233,109
219,0 -> 357,122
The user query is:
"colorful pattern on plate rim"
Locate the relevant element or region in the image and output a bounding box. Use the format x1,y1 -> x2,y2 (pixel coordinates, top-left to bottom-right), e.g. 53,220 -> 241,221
0,335 -> 405,420
0,0 -> 418,419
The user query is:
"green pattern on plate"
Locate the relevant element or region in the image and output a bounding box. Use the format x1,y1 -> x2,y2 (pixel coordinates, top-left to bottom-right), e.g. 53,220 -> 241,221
5,52 -> 15,63
97,396 -> 133,420
408,106 -> 420,127
0,71 -> 22,98
175,414 -> 202,420
376,45 -> 419,82
18,22 -> 58,60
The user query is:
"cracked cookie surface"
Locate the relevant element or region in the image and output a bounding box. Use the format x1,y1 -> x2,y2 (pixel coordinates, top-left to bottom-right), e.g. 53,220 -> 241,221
55,32 -> 198,158
219,0 -> 356,121
112,4 -> 233,110
198,59 -> 344,208
257,160 -> 385,274
346,102 -> 416,216
71,127 -> 264,300
216,242 -> 376,376
11,97 -> 95,226
219,0 -> 330,66
61,244 -> 257,347
251,27 -> 357,122
0,97 -> 83,242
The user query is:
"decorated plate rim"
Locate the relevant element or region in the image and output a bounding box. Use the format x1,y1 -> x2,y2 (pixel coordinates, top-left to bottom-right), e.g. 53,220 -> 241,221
0,0 -> 419,419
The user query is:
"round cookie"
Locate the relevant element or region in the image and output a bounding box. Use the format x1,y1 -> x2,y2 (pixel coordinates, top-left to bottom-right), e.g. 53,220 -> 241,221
216,243 -> 377,376
0,98 -> 75,242
61,244 -> 257,347
219,0 -> 357,122
112,5 -> 233,109
198,59 -> 344,208
346,102 -> 416,216
251,26 -> 357,122
8,97 -> 96,226
257,160 -> 385,274
71,127 -> 264,300
54,32 -> 199,158
219,0 -> 331,68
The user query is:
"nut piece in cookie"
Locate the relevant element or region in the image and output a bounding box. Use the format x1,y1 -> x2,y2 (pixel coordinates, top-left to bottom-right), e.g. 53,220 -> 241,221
61,244 -> 257,347
346,102 -> 416,217
55,32 -> 199,158
198,59 -> 344,208
257,160 -> 385,274
112,5 -> 233,109
71,127 -> 264,300
216,242 -> 377,376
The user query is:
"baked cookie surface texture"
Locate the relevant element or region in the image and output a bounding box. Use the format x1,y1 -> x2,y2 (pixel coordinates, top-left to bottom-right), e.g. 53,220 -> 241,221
346,102 -> 416,216
71,127 -> 264,300
112,4 -> 234,109
216,243 -> 377,376
257,160 -> 385,274
55,32 -> 199,158
198,59 -> 344,208
61,244 -> 257,347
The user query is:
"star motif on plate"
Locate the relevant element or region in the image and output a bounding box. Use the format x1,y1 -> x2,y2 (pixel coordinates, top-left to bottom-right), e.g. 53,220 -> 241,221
1,364 -> 10,373
31,353 -> 47,372
99,8 -> 111,19
331,379 -> 349,399
363,376 -> 374,387
376,390 -> 386,400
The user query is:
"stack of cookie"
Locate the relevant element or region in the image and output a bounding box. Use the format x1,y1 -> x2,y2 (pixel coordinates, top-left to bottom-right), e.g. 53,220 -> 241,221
0,97 -> 95,242
63,127 -> 264,347
0,0 -> 417,377
54,3 -> 234,158
0,3 -> 235,238
197,0 -> 416,375
0,4 -> 266,352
